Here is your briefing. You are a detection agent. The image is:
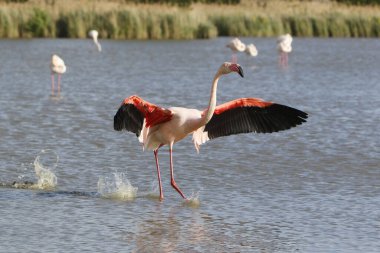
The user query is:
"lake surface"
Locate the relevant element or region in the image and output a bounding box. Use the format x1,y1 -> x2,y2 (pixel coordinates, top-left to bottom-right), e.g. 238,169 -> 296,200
0,37 -> 379,252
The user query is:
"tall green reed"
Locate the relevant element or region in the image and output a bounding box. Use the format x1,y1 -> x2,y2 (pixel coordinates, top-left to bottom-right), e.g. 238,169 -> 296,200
1,5 -> 380,38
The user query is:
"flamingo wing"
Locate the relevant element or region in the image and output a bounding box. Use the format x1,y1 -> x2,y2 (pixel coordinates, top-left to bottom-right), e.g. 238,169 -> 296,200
204,98 -> 308,139
114,95 -> 173,137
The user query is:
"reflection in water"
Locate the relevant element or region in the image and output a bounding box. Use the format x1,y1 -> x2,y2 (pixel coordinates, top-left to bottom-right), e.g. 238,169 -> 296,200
123,205 -> 298,252
49,94 -> 63,101
128,206 -> 215,252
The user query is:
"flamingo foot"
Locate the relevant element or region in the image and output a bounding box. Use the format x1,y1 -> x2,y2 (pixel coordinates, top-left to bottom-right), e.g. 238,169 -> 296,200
171,180 -> 187,200
182,192 -> 201,207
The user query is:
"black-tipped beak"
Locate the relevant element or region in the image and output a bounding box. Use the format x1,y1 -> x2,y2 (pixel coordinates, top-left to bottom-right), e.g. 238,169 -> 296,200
238,65 -> 244,78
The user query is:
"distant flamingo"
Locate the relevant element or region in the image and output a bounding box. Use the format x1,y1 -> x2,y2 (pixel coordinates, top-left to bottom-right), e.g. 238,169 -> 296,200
245,43 -> 258,57
277,33 -> 293,66
114,62 -> 308,201
226,38 -> 246,63
50,54 -> 66,96
88,29 -> 102,52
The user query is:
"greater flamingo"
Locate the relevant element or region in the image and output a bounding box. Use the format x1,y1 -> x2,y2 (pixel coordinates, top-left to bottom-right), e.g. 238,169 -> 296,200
226,38 -> 246,63
245,43 -> 258,57
88,29 -> 102,52
277,33 -> 293,66
50,54 -> 66,96
114,62 -> 307,201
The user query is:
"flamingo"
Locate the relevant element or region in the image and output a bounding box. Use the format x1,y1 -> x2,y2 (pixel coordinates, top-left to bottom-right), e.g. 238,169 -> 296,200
114,62 -> 308,201
277,33 -> 293,66
226,38 -> 246,63
245,43 -> 258,57
88,29 -> 102,52
50,54 -> 66,96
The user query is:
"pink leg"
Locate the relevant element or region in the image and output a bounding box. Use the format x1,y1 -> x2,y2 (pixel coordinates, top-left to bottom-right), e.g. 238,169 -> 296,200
279,52 -> 283,66
58,74 -> 61,95
169,144 -> 187,200
154,149 -> 164,201
51,74 -> 55,96
285,53 -> 289,66
232,53 -> 237,64
280,52 -> 286,67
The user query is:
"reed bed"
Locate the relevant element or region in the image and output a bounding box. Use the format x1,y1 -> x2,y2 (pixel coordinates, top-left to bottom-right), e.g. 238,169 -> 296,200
1,0 -> 380,38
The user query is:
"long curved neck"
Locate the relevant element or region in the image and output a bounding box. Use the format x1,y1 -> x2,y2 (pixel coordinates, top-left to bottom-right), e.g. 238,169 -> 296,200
201,70 -> 222,125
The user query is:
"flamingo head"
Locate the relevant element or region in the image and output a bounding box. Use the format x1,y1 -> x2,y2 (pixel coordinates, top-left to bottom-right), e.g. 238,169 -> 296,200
88,30 -> 99,39
221,62 -> 244,78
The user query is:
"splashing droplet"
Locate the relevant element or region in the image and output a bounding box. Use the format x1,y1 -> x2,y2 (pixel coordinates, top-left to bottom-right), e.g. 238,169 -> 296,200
183,191 -> 201,208
97,172 -> 138,201
31,149 -> 58,189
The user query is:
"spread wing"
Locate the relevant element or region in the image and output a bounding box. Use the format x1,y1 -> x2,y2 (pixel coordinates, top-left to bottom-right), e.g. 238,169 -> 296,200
114,95 -> 173,137
204,98 -> 308,140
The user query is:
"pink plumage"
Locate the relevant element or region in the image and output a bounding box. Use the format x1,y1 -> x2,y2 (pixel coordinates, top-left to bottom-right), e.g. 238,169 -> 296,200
114,62 -> 307,201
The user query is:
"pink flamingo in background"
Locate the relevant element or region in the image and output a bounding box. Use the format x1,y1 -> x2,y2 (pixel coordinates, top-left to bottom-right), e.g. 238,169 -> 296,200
226,38 -> 246,63
114,62 -> 308,201
50,54 -> 66,96
245,43 -> 258,57
88,29 -> 102,52
277,33 -> 293,66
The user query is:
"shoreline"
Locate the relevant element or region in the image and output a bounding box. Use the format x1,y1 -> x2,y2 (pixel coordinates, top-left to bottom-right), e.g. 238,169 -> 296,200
1,0 -> 380,39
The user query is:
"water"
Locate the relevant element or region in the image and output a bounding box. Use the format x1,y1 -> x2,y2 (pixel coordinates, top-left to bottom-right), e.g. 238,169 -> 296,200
0,37 -> 379,252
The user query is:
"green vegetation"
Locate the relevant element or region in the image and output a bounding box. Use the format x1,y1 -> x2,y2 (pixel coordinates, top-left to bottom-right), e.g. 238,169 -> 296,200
336,0 -> 380,5
126,0 -> 240,6
1,0 -> 380,39
0,0 -> 241,5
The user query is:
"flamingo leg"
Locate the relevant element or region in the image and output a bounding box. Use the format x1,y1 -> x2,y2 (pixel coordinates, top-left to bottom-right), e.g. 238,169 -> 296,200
169,143 -> 187,200
279,52 -> 286,67
232,53 -> 237,64
285,53 -> 288,66
51,73 -> 55,96
281,52 -> 285,66
154,149 -> 164,201
57,74 -> 61,95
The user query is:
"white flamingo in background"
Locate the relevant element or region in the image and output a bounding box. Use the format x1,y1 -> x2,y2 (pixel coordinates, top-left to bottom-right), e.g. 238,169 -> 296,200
114,62 -> 308,201
88,29 -> 102,52
50,54 -> 66,96
226,37 -> 246,63
245,43 -> 258,57
277,33 -> 293,66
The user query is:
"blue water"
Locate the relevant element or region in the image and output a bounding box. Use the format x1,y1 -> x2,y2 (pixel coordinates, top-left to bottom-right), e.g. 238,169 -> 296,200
0,38 -> 379,252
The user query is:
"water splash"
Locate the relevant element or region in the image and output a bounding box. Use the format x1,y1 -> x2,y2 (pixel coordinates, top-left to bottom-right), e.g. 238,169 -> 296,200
97,172 -> 138,201
183,191 -> 201,208
30,149 -> 58,190
49,94 -> 63,101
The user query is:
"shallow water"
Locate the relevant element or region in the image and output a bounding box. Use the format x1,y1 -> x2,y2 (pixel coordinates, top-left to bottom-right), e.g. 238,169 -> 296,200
0,38 -> 379,252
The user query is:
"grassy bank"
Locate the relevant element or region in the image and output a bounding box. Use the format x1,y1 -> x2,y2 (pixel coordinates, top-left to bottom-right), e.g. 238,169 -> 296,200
1,0 -> 380,38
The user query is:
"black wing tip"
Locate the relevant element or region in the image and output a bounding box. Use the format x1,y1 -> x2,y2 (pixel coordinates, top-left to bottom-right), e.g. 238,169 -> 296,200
204,103 -> 309,139
270,103 -> 308,130
113,106 -> 125,131
113,103 -> 144,136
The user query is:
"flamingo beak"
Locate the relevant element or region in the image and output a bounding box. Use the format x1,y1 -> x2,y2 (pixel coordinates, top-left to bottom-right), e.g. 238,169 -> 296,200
237,66 -> 244,78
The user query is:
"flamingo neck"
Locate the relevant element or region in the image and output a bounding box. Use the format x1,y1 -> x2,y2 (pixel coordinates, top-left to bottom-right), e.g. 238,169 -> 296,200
201,71 -> 221,125
96,42 -> 102,52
